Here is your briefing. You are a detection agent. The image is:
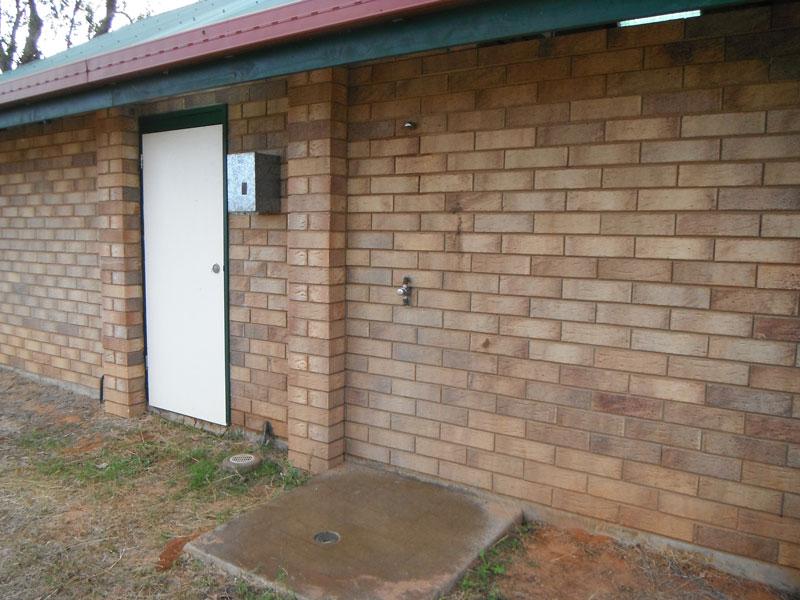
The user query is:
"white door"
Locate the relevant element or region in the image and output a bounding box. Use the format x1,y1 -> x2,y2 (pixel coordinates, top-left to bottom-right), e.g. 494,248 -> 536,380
142,124 -> 227,425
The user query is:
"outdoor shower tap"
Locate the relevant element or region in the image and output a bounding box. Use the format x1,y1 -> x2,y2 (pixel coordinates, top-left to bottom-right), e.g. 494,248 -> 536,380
396,277 -> 412,306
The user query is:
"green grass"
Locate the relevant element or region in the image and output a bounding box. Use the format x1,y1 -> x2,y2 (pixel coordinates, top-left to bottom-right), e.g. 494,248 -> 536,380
179,446 -> 307,498
35,441 -> 158,484
456,522 -> 538,600
17,427 -> 70,451
26,420 -> 307,500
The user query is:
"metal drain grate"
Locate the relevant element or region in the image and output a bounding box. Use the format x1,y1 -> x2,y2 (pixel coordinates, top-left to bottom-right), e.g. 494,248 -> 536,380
313,530 -> 341,545
221,453 -> 262,474
229,454 -> 257,465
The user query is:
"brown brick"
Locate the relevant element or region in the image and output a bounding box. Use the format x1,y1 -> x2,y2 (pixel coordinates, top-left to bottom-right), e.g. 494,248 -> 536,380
606,117 -> 679,141
626,418 -> 701,449
562,321 -> 630,347
493,474 -> 552,505
757,265 -> 800,290
558,407 -> 624,436
720,187 -> 800,210
568,144 -> 640,167
725,82 -> 800,111
707,385 -> 793,417
538,76 -> 606,103
629,374 -> 705,405
573,49 -> 642,76
590,433 -> 661,464
739,510 -> 800,546
633,283 -> 710,309
684,60 -> 770,89
525,462 -> 587,492
659,492 -> 737,526
670,309 -> 752,337
762,214 -> 800,238
668,356 -> 748,386
594,347 -> 666,376
565,235 -> 634,258
700,478 -> 782,514
588,476 -> 658,509
495,434 -> 554,463
643,89 -> 722,115
506,57 -> 570,83
597,258 -> 672,282
635,237 -> 713,260
678,163 -> 763,187
556,447 -> 622,479
704,431 -> 787,466
620,506 -> 694,542
638,188 -> 715,211
538,122 -> 605,146
602,165 -> 676,188
536,168 -> 601,190
641,139 -> 719,163
752,366 -> 800,394
742,461 -> 800,494
754,317 -> 800,342
709,337 -> 795,366
662,448 -> 741,480
554,489 -> 620,521
607,67 -> 683,96
623,462 -> 698,496
745,414 -> 800,444
673,263 -> 756,288
664,401 -> 744,434
570,96 -> 641,121
681,112 -> 765,137
695,525 -> 778,563
711,288 -> 798,315
644,38 -> 724,68
438,461 -> 492,490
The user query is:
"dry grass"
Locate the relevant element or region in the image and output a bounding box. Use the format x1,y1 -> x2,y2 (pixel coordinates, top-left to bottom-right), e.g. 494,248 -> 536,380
0,370 -> 299,599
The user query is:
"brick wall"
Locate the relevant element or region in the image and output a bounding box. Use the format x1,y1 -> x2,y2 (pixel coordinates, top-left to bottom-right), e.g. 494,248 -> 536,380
142,79 -> 291,437
1,0 -> 799,579
344,4 -> 800,573
0,115 -> 102,392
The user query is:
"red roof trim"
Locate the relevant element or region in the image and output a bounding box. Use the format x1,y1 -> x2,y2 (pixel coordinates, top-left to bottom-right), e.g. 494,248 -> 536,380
0,0 -> 452,106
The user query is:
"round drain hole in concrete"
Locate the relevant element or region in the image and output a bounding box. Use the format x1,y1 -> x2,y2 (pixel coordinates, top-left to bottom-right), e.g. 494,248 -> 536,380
313,531 -> 341,545
221,453 -> 262,474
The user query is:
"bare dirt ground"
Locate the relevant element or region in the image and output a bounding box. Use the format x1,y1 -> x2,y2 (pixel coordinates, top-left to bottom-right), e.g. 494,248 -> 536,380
449,523 -> 796,600
0,369 -> 796,600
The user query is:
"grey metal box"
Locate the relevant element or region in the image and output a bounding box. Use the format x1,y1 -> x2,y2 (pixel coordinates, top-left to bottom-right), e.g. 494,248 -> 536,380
226,152 -> 281,213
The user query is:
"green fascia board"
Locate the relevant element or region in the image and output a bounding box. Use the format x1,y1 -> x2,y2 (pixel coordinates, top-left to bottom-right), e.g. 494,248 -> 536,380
0,0 -> 746,129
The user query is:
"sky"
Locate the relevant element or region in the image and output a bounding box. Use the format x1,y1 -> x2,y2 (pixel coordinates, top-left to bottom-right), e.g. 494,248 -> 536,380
39,0 -> 198,57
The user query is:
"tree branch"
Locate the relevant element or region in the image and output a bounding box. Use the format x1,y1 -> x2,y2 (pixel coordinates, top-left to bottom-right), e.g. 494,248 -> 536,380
94,0 -> 116,36
19,0 -> 43,65
0,0 -> 23,72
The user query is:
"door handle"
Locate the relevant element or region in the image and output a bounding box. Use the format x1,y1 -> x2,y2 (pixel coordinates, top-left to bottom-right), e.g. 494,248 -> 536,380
211,263 -> 221,274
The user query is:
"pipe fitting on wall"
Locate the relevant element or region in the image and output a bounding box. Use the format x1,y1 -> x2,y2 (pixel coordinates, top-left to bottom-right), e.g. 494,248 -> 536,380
396,276 -> 412,306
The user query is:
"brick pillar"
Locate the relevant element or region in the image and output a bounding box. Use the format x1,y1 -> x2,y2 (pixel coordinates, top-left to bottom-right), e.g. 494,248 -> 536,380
285,68 -> 348,473
96,108 -> 146,418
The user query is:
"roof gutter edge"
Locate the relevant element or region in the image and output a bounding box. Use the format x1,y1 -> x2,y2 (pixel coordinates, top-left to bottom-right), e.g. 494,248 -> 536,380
0,0 -> 455,107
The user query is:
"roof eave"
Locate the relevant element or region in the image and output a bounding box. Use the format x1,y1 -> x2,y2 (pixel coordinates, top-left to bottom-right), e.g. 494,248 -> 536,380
0,0 -> 458,107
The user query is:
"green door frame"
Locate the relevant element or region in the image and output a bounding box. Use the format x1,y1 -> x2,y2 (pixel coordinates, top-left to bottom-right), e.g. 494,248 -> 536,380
138,104 -> 231,426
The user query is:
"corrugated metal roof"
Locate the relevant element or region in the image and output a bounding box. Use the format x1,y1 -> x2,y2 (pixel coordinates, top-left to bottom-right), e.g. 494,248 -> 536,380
1,0 -> 298,82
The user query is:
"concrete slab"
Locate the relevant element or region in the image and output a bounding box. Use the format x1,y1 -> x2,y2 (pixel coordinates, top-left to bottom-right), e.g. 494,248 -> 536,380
187,464 -> 522,599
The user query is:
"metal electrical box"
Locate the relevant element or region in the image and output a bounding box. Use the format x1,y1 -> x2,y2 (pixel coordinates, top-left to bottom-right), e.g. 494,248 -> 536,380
226,152 -> 281,213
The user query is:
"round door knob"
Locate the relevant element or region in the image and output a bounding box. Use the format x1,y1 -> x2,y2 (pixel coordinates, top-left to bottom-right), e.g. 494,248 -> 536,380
211,263 -> 221,273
